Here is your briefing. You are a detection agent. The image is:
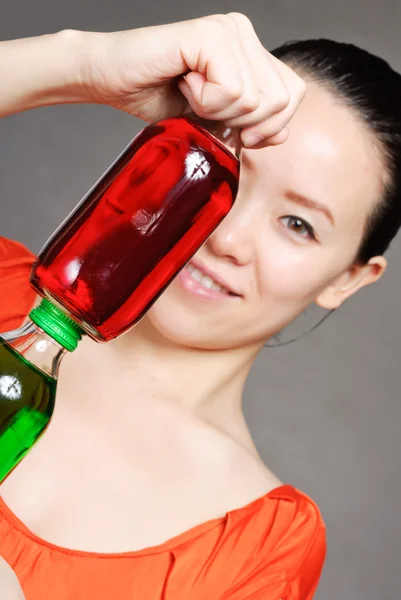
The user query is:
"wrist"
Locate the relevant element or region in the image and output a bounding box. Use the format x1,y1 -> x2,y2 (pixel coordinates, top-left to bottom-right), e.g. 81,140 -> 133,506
35,29 -> 98,105
0,29 -> 101,117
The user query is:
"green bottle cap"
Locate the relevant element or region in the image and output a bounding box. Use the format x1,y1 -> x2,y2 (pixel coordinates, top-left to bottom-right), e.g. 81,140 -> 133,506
29,298 -> 84,352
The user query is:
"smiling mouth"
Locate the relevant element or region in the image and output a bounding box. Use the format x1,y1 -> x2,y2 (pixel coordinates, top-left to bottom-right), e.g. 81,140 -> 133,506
184,263 -> 239,297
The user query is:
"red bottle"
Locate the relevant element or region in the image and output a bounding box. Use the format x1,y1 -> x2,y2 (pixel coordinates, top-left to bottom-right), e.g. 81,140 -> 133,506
30,117 -> 240,341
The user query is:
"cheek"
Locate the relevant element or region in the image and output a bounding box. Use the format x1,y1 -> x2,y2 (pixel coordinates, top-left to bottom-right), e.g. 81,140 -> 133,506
257,237 -> 337,304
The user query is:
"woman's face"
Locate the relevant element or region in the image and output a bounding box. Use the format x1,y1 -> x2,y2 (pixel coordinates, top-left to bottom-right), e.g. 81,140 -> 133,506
145,81 -> 387,350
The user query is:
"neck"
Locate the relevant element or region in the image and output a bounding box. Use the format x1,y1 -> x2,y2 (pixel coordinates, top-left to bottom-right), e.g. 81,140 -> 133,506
64,316 -> 263,454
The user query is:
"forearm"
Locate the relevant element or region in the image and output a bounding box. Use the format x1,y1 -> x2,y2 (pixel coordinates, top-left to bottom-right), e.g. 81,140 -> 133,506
0,29 -> 93,118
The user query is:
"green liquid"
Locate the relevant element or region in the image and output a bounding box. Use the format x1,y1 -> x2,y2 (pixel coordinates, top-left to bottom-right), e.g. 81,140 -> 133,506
0,340 -> 56,482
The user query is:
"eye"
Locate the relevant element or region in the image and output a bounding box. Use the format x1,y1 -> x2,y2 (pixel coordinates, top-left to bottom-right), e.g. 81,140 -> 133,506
280,216 -> 317,240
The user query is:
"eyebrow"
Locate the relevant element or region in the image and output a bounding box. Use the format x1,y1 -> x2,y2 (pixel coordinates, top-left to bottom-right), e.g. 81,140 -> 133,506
284,190 -> 335,226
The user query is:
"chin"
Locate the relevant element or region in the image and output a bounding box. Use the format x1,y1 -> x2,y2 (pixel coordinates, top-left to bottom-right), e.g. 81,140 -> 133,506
144,287 -> 223,350
143,281 -> 265,351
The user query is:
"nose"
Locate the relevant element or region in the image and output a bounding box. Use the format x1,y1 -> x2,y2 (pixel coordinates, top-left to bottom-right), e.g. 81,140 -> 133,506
205,192 -> 257,266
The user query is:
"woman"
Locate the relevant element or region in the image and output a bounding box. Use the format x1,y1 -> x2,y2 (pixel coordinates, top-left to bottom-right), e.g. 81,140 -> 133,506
0,12 -> 400,600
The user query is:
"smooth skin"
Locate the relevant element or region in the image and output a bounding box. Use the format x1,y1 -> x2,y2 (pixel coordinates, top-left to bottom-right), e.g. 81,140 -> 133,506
0,9 -> 386,572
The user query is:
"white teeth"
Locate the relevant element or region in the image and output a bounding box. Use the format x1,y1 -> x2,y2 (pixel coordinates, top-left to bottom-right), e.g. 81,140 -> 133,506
186,264 -> 230,295
201,276 -> 214,289
191,269 -> 203,282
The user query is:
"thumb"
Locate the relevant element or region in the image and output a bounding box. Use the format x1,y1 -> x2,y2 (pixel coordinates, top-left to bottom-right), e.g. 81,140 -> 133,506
178,72 -> 207,114
178,71 -> 234,117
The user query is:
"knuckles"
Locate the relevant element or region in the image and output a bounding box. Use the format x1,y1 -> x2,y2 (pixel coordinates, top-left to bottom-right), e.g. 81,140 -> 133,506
226,12 -> 254,29
271,88 -> 291,113
196,13 -> 305,120
238,93 -> 261,113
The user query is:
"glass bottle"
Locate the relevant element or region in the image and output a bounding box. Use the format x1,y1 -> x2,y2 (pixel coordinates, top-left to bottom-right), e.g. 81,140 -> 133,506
0,299 -> 83,482
30,116 -> 240,341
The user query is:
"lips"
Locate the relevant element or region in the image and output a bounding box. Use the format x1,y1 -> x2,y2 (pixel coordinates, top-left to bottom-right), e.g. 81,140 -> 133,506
189,258 -> 241,297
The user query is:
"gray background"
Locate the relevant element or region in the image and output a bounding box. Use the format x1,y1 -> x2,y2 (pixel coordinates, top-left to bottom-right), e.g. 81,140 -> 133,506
1,1 -> 400,598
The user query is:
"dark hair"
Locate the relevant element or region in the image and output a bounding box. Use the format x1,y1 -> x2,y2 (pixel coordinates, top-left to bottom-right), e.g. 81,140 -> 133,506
271,39 -> 401,263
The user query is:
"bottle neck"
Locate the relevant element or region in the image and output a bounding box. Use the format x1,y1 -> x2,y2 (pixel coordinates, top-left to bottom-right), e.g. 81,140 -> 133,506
2,321 -> 66,380
184,113 -> 242,158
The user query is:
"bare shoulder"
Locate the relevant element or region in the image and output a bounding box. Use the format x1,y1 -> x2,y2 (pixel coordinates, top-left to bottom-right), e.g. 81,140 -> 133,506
231,443 -> 284,497
203,428 -> 284,516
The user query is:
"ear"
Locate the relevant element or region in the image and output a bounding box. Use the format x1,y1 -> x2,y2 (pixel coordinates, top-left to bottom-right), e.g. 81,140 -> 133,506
316,256 -> 387,310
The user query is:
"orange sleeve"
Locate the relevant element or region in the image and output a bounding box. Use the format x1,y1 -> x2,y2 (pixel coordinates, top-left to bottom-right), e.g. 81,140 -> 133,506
223,493 -> 326,600
0,237 -> 37,332
281,520 -> 326,600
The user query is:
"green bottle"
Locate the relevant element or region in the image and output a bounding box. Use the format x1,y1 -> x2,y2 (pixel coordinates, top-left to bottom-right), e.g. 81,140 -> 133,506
0,299 -> 83,483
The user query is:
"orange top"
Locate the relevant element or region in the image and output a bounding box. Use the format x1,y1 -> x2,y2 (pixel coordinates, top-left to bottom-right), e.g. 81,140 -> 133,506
0,237 -> 326,600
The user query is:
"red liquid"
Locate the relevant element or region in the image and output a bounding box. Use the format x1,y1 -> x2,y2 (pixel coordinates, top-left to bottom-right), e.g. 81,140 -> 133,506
30,118 -> 239,341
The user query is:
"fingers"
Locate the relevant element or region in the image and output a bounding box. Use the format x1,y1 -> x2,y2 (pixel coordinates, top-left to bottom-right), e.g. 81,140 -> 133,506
198,14 -> 262,122
179,13 -> 306,147
239,52 -> 306,146
96,13 -> 305,133
178,18 -> 245,115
